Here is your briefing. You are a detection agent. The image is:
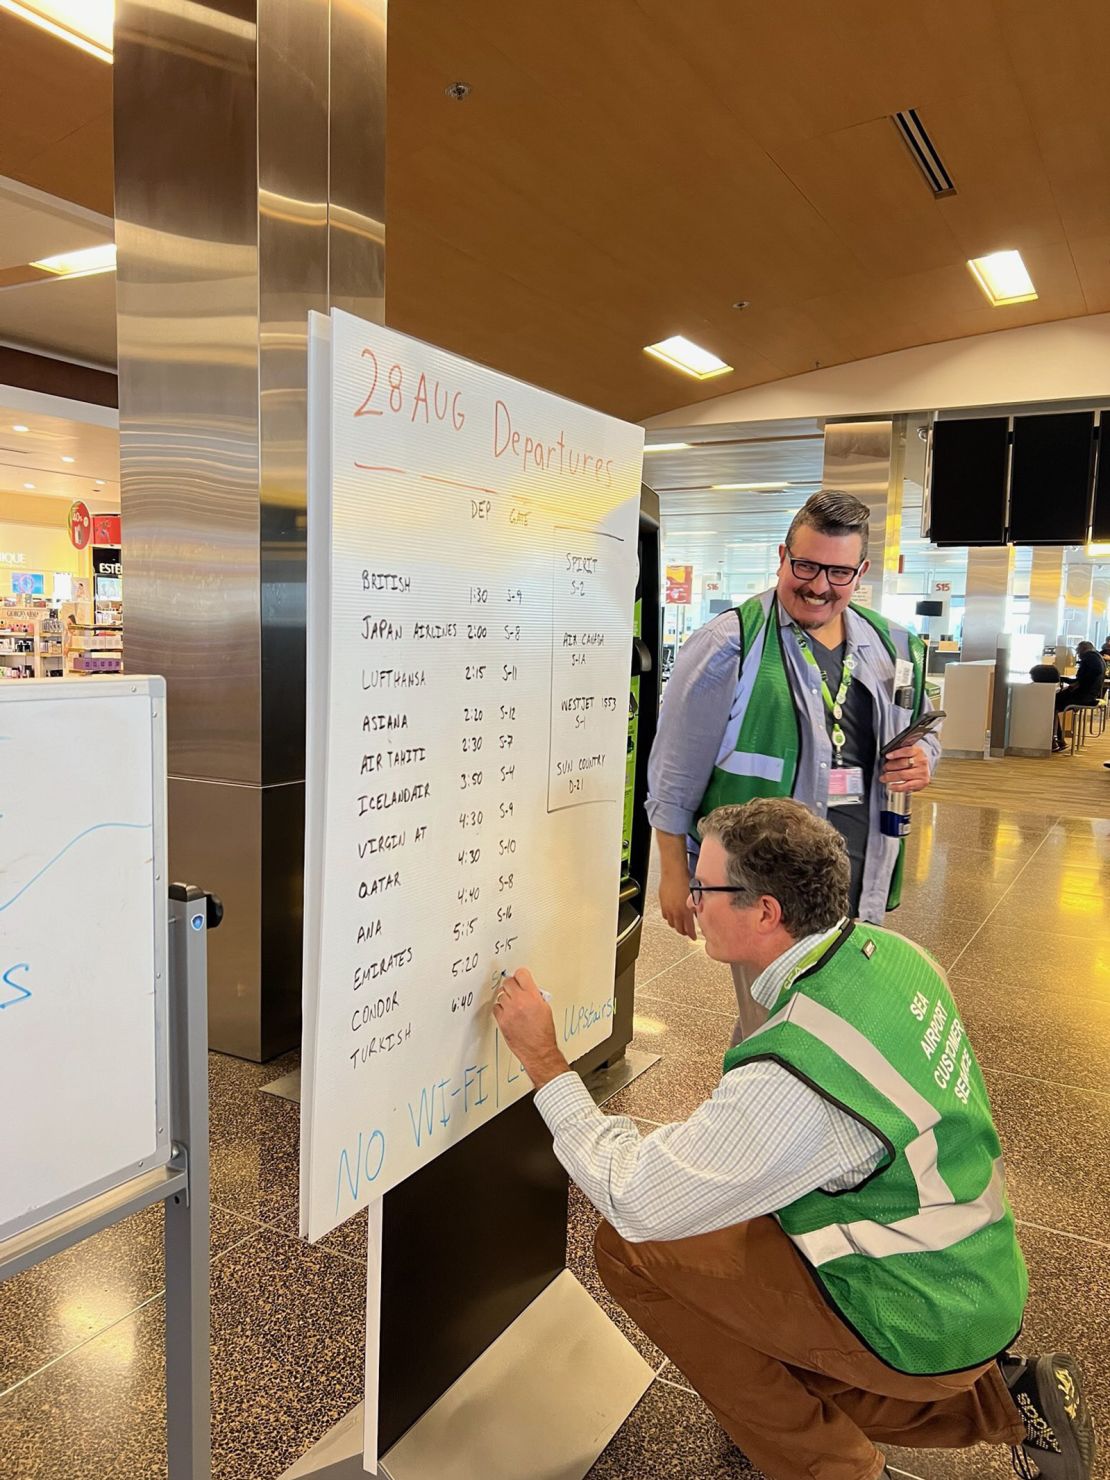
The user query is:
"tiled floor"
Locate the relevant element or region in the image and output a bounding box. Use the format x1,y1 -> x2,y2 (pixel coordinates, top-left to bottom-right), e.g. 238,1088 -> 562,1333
3,786 -> 1110,1478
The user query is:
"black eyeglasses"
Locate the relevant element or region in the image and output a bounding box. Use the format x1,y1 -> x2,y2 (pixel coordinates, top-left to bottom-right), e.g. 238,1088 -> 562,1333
785,553 -> 863,588
688,878 -> 750,906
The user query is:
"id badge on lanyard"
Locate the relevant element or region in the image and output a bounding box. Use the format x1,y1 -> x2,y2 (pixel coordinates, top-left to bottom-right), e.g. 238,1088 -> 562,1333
827,764 -> 865,806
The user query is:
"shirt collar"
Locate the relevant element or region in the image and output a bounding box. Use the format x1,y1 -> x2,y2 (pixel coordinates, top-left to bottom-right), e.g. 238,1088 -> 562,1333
749,919 -> 847,1009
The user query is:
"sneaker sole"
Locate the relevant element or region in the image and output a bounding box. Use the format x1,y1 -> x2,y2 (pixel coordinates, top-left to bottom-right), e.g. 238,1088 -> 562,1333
1036,1354 -> 1096,1479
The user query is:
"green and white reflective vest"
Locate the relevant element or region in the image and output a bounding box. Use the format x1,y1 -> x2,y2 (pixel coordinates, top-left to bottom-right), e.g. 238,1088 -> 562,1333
695,591 -> 926,910
725,922 -> 1028,1375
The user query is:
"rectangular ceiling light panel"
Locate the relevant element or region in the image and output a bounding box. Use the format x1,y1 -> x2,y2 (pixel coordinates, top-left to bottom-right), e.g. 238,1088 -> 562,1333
643,336 -> 732,380
967,250 -> 1038,306
31,242 -> 117,278
0,0 -> 113,61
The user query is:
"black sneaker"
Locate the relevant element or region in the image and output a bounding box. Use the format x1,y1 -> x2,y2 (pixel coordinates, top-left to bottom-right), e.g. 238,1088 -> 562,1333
1002,1353 -> 1095,1479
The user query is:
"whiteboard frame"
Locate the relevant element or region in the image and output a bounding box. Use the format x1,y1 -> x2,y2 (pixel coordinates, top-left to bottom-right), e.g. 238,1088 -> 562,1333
0,675 -> 171,1245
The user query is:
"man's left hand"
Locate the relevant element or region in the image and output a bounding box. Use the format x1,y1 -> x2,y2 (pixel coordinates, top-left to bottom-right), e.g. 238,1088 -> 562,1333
881,741 -> 932,794
492,968 -> 570,1090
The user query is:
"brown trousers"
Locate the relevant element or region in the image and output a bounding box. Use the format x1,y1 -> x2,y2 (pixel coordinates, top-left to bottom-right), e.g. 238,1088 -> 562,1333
595,1214 -> 1024,1480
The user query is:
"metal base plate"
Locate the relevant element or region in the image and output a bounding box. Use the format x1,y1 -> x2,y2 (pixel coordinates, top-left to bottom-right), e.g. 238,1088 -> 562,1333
279,1270 -> 654,1480
582,1047 -> 660,1108
260,1067 -> 302,1103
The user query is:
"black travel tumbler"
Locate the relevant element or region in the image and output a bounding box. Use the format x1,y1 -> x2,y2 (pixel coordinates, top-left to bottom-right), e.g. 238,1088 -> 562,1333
880,685 -> 917,839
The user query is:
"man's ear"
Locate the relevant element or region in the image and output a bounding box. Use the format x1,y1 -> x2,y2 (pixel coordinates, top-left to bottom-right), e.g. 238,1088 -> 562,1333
757,893 -> 785,933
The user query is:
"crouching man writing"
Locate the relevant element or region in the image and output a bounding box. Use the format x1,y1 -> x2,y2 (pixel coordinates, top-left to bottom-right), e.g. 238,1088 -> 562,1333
493,798 -> 1093,1480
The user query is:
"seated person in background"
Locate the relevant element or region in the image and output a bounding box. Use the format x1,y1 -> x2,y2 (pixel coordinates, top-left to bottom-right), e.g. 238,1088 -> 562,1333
1054,641 -> 1105,751
1030,662 -> 1062,684
494,799 -> 1094,1480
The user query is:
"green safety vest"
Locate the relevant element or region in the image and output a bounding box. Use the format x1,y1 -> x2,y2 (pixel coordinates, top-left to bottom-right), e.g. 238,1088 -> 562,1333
726,923 -> 1028,1375
695,591 -> 926,911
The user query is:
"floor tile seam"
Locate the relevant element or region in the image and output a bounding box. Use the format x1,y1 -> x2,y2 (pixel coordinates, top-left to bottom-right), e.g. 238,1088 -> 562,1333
213,1205 -> 368,1271
634,989 -> 737,1024
0,1288 -> 165,1402
944,821 -> 1061,975
983,1062 -> 1110,1103
1014,1217 -> 1110,1251
634,946 -> 703,991
0,1221 -> 261,1404
654,1372 -> 698,1397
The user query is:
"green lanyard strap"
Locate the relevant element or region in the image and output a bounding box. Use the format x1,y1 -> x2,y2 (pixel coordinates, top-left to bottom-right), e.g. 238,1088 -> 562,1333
794,629 -> 855,762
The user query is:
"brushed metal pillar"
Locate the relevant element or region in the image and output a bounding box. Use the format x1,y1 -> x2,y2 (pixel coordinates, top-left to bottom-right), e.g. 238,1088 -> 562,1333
821,419 -> 904,607
1092,578 -> 1109,647
963,546 -> 1015,662
1028,547 -> 1065,647
115,0 -> 386,1058
1063,559 -> 1094,645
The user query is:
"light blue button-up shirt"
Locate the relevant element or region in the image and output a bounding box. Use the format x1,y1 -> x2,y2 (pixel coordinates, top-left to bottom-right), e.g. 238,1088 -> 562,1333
646,595 -> 940,923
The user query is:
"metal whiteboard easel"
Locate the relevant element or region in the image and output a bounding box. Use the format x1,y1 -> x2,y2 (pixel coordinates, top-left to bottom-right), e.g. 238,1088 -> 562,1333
0,677 -> 215,1480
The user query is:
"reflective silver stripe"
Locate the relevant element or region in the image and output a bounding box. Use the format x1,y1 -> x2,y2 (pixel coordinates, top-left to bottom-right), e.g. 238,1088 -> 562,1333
754,991 -> 954,1209
791,1158 -> 1008,1266
717,750 -> 784,782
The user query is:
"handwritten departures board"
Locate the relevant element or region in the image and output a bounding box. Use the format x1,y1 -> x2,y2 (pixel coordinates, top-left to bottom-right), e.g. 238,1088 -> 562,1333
300,311 -> 643,1242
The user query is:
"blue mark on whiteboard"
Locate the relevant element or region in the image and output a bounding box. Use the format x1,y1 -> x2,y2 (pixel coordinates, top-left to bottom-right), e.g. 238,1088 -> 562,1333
334,1128 -> 387,1216
0,963 -> 32,1011
0,822 -> 152,915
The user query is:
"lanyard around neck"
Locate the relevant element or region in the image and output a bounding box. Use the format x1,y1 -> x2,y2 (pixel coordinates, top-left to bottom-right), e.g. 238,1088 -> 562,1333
794,628 -> 855,758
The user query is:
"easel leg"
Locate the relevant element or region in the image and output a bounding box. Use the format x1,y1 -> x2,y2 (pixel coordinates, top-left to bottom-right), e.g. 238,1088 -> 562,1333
166,889 -> 213,1480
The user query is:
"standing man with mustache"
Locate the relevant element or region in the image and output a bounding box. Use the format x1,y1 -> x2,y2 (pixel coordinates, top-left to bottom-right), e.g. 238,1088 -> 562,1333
648,491 -> 939,1040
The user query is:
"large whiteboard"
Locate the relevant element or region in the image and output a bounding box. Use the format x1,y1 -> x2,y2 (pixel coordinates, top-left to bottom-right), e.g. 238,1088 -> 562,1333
0,677 -> 169,1243
300,310 -> 643,1242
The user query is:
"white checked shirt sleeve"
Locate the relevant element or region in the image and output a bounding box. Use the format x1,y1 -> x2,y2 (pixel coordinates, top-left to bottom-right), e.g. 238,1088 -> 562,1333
534,1061 -> 885,1244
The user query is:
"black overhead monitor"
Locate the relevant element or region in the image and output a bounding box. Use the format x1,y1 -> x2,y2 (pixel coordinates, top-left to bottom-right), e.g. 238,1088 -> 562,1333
1092,414 -> 1110,542
928,417 -> 1009,546
1008,411 -> 1095,545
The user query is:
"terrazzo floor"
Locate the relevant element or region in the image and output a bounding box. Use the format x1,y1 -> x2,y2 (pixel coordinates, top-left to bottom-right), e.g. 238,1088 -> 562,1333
3,786 -> 1110,1478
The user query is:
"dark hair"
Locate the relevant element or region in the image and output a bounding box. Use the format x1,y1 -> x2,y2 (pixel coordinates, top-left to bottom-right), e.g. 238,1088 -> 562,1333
697,798 -> 850,937
785,490 -> 870,562
1076,641 -> 1094,655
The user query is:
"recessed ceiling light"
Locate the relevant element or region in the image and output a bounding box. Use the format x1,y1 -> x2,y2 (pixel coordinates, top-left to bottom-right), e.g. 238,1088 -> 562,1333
966,250 -> 1037,306
61,455 -> 75,463
12,424 -> 29,433
31,242 -> 116,279
644,442 -> 692,453
0,1 -> 112,63
643,336 -> 732,381
94,479 -> 104,486
712,482 -> 789,492
1086,542 -> 1110,557
23,482 -> 35,490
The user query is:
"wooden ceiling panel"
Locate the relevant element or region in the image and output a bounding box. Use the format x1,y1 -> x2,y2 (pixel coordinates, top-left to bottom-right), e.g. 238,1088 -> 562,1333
996,0 -> 1110,242
1067,237 -> 1110,317
770,119 -> 967,280
5,1 -> 1110,416
0,15 -> 112,215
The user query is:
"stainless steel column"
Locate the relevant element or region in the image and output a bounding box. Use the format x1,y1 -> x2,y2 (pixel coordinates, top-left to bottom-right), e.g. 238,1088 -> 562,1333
1063,558 -> 1094,646
821,419 -> 904,606
1028,547 -> 1065,648
1092,578 -> 1109,646
963,546 -> 1015,662
115,0 -> 386,1058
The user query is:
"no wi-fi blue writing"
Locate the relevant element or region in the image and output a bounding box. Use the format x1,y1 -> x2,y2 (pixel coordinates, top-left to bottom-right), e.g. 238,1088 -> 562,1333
0,821 -> 152,915
0,963 -> 31,1011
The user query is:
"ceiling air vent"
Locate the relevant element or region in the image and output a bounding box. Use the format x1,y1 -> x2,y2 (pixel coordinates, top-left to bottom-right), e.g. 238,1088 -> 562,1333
892,109 -> 956,197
